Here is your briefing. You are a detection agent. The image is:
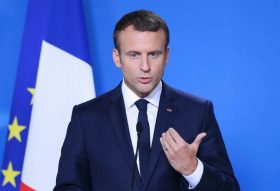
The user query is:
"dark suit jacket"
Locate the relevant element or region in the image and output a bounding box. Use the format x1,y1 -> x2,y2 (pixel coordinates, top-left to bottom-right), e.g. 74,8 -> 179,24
54,82 -> 239,191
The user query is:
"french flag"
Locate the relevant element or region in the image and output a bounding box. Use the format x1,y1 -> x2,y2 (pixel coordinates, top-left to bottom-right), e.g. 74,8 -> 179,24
0,0 -> 95,190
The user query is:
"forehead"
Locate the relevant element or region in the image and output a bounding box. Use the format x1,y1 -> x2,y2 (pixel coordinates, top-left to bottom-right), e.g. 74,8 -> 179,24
117,26 -> 166,51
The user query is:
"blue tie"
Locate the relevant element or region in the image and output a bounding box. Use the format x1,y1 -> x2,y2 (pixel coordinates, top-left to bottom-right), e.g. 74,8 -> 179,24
135,99 -> 150,182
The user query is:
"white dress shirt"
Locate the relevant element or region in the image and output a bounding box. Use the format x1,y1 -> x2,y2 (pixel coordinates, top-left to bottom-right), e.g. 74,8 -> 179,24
121,80 -> 203,189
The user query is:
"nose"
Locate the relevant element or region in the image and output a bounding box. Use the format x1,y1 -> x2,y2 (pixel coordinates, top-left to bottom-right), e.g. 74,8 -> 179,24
140,55 -> 150,72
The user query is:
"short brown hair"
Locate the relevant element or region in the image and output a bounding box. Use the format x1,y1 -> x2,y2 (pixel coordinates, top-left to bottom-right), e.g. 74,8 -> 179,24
113,10 -> 169,51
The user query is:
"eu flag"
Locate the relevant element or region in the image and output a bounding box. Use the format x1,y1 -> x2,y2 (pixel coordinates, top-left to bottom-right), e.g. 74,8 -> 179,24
0,0 -> 95,190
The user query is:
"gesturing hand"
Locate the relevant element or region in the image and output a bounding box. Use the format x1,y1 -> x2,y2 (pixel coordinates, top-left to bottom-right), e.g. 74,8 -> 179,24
160,128 -> 206,176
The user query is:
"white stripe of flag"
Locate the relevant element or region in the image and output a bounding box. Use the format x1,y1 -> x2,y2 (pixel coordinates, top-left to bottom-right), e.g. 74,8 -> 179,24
21,41 -> 95,190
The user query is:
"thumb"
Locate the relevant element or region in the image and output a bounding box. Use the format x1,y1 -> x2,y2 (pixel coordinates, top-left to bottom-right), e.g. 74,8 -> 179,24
192,132 -> 207,150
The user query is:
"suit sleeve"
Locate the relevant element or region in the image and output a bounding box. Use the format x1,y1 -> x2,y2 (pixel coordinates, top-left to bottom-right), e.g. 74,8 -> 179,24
54,106 -> 91,191
192,101 -> 240,191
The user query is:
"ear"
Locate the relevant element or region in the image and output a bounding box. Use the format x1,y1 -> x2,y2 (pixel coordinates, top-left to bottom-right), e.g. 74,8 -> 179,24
164,47 -> 170,65
113,48 -> 122,68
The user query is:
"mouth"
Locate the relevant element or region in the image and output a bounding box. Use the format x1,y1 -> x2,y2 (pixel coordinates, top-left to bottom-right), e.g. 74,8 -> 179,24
137,77 -> 152,84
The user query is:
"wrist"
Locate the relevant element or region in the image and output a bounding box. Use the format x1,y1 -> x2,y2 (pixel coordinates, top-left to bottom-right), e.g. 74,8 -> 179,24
182,158 -> 198,176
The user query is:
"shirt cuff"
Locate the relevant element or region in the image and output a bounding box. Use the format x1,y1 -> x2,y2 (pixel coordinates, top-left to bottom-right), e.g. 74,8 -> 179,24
182,158 -> 204,189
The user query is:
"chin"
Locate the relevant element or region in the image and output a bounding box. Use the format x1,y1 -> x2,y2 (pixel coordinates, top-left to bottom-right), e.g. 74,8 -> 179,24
138,88 -> 154,97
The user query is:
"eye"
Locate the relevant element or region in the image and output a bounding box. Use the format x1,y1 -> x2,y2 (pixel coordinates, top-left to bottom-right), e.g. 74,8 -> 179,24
129,52 -> 139,59
149,51 -> 161,58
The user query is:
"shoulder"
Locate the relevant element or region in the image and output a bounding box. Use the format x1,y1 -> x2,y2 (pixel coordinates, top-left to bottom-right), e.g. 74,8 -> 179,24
73,84 -> 121,114
163,82 -> 212,108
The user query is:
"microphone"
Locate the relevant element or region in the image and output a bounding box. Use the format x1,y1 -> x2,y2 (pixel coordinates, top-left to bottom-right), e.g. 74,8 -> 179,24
130,122 -> 143,190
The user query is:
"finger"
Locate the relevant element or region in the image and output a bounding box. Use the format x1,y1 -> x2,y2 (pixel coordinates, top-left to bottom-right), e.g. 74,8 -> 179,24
160,137 -> 171,155
168,128 -> 185,145
160,136 -> 174,155
161,135 -> 172,151
163,132 -> 177,151
192,132 -> 207,150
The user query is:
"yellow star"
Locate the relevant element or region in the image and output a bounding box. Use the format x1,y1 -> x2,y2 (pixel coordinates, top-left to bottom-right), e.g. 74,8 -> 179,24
27,88 -> 35,105
8,117 -> 26,142
2,161 -> 21,187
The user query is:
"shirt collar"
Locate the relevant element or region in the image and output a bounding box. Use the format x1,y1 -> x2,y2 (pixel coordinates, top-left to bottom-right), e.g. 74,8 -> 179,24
121,80 -> 162,110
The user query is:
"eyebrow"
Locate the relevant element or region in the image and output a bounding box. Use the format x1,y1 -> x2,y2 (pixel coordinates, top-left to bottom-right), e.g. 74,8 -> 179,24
149,50 -> 163,54
126,51 -> 141,55
126,50 -> 163,55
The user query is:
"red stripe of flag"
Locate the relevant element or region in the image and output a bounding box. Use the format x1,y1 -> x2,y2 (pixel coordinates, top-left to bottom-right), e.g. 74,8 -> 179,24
20,182 -> 35,191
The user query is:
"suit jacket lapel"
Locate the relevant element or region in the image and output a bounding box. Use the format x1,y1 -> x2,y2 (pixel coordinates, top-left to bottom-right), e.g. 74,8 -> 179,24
107,85 -> 134,169
107,84 -> 143,188
144,82 -> 177,189
107,82 -> 178,190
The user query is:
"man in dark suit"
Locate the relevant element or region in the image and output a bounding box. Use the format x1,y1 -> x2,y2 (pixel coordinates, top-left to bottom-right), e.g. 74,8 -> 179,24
54,10 -> 239,191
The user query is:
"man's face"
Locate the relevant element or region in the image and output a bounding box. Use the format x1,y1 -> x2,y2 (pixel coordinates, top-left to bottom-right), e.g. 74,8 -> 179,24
113,25 -> 169,98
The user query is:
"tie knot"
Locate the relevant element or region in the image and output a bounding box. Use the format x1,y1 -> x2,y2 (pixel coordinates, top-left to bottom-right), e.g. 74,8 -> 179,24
135,99 -> 149,111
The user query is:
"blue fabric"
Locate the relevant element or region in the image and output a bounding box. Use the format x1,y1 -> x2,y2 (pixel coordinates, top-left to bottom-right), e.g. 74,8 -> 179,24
54,82 -> 239,190
135,99 -> 150,183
